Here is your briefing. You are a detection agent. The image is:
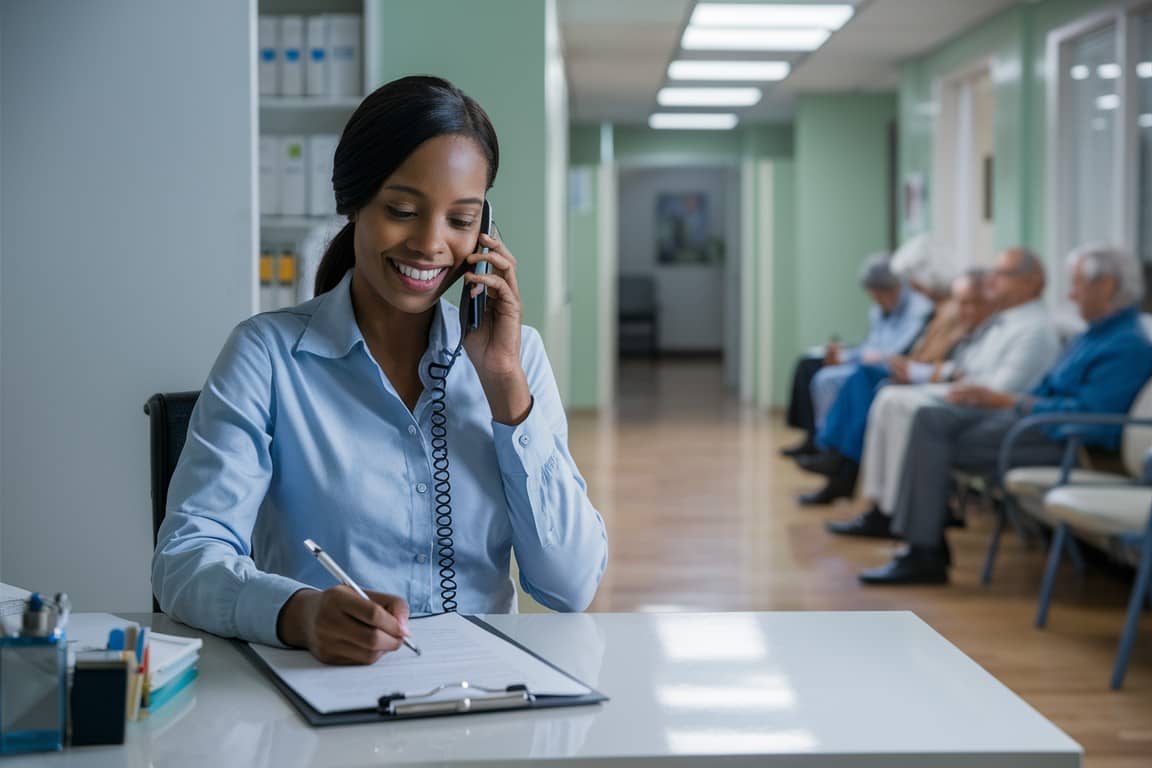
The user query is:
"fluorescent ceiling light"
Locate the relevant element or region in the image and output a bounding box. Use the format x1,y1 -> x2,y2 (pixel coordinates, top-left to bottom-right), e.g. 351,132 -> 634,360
1069,64 -> 1090,80
1138,62 -> 1152,79
1096,93 -> 1120,110
649,113 -> 740,130
658,87 -> 762,107
1097,63 -> 1121,79
691,3 -> 854,30
668,60 -> 790,81
1139,113 -> 1152,128
683,26 -> 830,51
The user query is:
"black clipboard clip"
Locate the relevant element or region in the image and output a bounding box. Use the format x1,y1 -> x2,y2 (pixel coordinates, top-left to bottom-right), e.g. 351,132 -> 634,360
378,681 -> 534,717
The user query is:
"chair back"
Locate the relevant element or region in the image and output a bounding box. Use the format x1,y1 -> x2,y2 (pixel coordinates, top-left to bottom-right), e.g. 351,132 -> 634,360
144,391 -> 200,612
1123,378 -> 1152,477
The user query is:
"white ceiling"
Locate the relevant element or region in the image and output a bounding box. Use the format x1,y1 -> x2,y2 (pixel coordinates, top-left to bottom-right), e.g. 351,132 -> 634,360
558,0 -> 1026,125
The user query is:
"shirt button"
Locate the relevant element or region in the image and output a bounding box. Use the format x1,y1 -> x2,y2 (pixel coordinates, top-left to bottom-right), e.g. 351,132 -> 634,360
518,434 -> 531,447
416,483 -> 428,494
407,425 -> 418,436
416,554 -> 428,564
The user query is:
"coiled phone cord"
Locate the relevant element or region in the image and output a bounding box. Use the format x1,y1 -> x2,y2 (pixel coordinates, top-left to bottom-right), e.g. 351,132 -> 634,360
426,340 -> 464,613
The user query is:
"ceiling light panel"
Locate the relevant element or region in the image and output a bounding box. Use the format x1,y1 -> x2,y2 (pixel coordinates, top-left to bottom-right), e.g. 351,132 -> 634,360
658,87 -> 762,106
682,26 -> 830,51
691,3 -> 854,30
649,113 -> 740,129
668,60 -> 791,81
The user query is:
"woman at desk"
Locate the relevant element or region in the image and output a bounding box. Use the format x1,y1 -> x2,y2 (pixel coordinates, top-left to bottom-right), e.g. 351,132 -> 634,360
152,76 -> 608,665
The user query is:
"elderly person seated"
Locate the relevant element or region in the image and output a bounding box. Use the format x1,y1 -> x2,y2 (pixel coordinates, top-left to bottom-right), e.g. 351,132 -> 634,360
858,244 -> 1152,585
781,249 -> 934,457
825,247 -> 1062,536
796,268 -> 994,505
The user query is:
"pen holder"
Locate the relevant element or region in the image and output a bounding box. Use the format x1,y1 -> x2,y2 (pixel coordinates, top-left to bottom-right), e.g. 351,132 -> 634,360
0,634 -> 67,754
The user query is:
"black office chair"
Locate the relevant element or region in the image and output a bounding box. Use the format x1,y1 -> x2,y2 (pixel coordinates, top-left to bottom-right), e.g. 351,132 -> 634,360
618,274 -> 660,357
143,391 -> 200,612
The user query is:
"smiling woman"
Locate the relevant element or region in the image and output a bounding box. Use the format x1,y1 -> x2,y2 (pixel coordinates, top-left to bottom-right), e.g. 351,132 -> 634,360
152,75 -> 608,666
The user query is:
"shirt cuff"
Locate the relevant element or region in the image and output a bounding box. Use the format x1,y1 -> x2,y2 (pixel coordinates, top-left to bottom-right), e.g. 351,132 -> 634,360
908,361 -> 934,384
492,397 -> 556,479
235,572 -> 314,648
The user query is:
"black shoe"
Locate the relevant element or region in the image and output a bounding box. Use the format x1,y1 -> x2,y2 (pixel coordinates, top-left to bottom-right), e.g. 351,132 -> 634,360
798,462 -> 859,506
780,437 -> 818,458
796,450 -> 844,476
826,507 -> 899,539
859,545 -> 949,585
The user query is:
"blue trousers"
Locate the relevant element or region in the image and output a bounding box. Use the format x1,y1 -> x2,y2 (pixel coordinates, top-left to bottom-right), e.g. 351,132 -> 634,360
816,364 -> 890,463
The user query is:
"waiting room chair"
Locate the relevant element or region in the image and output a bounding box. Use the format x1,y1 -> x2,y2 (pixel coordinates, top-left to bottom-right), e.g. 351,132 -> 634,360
982,377 -> 1152,585
144,391 -> 201,612
618,274 -> 659,357
1039,451 -> 1152,689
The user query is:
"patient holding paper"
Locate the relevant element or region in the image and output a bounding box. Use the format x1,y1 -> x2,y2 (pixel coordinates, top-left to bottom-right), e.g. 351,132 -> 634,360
152,76 -> 608,665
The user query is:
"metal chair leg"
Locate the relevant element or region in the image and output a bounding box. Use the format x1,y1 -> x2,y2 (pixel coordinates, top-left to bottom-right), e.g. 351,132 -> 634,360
1111,521 -> 1152,689
1036,523 -> 1068,629
1066,533 -> 1086,577
981,501 -> 1006,586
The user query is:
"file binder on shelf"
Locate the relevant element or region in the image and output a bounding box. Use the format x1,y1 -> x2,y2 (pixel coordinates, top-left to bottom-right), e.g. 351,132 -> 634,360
238,614 -> 607,727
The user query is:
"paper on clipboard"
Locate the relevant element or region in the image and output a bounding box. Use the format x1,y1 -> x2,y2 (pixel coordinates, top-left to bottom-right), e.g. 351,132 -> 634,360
247,612 -> 591,714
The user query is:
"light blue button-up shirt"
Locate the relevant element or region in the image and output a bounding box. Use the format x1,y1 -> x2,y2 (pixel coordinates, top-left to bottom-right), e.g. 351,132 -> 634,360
152,271 -> 608,646
848,285 -> 935,361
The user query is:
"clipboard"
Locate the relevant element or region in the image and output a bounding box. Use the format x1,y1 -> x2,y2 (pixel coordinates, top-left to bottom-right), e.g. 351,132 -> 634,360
237,615 -> 608,727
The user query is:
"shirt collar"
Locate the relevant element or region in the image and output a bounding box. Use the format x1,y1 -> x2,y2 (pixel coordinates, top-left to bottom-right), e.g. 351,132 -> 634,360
1086,304 -> 1139,335
295,270 -> 462,359
881,284 -> 910,319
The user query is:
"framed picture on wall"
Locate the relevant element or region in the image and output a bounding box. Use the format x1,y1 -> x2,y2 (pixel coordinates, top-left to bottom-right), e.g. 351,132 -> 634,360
656,192 -> 723,264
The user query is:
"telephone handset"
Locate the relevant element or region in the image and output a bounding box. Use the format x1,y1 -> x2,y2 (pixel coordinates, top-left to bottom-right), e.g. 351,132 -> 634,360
462,199 -> 494,334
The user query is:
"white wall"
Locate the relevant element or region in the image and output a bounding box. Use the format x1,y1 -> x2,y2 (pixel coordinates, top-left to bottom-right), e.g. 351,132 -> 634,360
617,166 -> 737,353
0,0 -> 257,609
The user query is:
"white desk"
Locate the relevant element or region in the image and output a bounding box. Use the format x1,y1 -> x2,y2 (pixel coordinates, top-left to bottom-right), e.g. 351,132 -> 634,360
13,611 -> 1080,767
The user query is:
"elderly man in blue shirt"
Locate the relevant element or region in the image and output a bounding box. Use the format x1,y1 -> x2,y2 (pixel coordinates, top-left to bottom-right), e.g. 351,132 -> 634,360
860,244 -> 1152,585
782,252 -> 934,457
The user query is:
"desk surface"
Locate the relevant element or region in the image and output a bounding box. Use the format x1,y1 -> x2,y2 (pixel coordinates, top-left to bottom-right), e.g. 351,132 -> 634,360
14,611 -> 1080,767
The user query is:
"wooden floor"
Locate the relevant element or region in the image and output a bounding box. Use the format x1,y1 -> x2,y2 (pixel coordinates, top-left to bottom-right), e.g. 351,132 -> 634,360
571,359 -> 1151,768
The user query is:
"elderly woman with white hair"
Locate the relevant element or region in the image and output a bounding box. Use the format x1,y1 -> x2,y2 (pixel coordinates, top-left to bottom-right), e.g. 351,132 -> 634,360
858,244 -> 1152,585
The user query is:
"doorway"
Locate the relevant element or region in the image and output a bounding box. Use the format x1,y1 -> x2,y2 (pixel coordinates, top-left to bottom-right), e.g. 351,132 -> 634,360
933,61 -> 996,267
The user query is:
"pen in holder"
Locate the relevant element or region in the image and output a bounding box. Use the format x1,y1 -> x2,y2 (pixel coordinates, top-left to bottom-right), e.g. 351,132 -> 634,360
0,593 -> 68,754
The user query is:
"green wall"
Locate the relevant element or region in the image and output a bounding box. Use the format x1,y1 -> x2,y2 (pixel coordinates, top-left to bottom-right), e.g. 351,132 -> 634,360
794,93 -> 898,351
899,0 -> 1112,253
567,165 -> 601,409
372,0 -> 553,333
770,160 -> 796,407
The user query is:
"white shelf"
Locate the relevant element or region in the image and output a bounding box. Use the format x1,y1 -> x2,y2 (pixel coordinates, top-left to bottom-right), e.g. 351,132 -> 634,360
259,96 -> 361,111
261,215 -> 339,229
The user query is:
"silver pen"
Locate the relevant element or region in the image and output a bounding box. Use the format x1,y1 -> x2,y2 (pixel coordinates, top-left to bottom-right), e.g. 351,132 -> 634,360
303,538 -> 421,656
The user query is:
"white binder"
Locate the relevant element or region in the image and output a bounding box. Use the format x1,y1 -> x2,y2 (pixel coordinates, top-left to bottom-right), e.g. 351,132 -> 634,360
326,14 -> 362,98
257,16 -> 279,97
258,136 -> 280,216
307,135 -> 339,217
304,16 -> 328,98
278,135 -> 308,217
279,16 -> 305,98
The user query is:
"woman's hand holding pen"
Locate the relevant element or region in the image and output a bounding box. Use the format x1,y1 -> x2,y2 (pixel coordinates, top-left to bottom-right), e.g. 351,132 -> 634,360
277,587 -> 411,665
462,230 -> 532,426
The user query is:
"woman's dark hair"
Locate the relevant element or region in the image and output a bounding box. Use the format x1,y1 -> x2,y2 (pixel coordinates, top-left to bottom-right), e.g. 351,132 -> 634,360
313,75 -> 500,296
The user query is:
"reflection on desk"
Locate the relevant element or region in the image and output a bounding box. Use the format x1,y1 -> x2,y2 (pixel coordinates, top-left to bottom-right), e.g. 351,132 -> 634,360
18,611 -> 1080,768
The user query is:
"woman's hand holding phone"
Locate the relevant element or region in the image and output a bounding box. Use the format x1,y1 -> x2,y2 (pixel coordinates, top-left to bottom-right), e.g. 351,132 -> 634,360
462,227 -> 532,426
277,586 -> 411,665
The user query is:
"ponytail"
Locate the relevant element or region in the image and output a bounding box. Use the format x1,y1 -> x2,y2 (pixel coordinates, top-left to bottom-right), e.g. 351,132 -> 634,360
314,220 -> 356,296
